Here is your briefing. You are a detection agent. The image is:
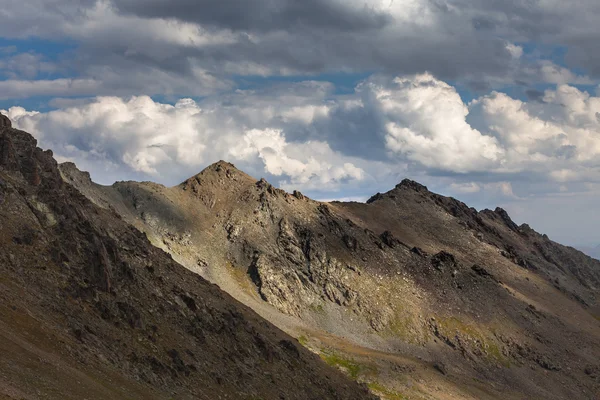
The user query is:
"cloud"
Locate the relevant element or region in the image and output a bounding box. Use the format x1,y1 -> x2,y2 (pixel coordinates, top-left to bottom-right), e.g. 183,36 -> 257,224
505,42 -> 523,59
114,0 -> 393,33
469,85 -> 600,181
0,52 -> 58,79
231,128 -> 366,190
0,78 -> 101,100
3,0 -> 600,101
449,182 -> 481,194
363,74 -> 503,172
537,61 -> 593,85
0,0 -> 235,97
6,73 -> 600,195
485,181 -> 520,199
3,92 -> 371,192
105,0 -> 600,83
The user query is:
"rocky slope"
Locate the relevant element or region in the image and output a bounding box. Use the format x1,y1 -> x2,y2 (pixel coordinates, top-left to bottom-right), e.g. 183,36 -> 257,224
577,244 -> 600,261
0,114 -> 377,400
59,157 -> 600,400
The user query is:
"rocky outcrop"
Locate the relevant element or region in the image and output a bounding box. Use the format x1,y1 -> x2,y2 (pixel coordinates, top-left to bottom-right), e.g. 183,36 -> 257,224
59,161 -> 93,186
0,113 -> 11,129
431,251 -> 457,272
396,178 -> 429,193
249,217 -> 360,316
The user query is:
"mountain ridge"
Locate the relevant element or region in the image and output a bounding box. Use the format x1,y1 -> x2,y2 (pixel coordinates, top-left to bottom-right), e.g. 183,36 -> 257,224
360,174 -> 600,293
577,244 -> 600,261
58,153 -> 600,400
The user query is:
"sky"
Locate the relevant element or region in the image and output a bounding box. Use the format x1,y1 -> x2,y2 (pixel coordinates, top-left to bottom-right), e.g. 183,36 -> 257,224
1,0 -> 600,247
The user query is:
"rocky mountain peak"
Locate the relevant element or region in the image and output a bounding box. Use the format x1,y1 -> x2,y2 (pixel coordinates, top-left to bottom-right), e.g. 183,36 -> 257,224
366,178 -> 430,203
211,159 -> 238,171
395,178 -> 429,192
0,123 -> 56,187
482,206 -> 520,231
255,176 -> 287,196
0,112 -> 12,129
59,161 -> 93,186
179,160 -> 255,190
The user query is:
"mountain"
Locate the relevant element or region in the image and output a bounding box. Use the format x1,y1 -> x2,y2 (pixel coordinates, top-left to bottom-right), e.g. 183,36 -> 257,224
59,156 -> 600,399
577,244 -> 600,261
0,114 -> 376,399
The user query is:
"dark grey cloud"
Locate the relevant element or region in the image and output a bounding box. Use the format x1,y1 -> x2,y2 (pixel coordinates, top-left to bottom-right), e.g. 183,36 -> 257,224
109,0 -> 517,81
114,0 -> 392,32
450,0 -> 600,78
525,89 -> 544,101
3,0 -> 600,101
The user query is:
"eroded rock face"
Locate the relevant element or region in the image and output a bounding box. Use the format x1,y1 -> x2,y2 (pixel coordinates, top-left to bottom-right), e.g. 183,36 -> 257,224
249,217 -> 360,317
250,253 -> 316,316
0,133 -> 18,171
369,307 -> 393,332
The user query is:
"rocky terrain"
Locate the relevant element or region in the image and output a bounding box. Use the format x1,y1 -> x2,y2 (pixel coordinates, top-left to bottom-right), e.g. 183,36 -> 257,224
4,108 -> 599,399
59,152 -> 600,399
0,113 -> 378,400
577,244 -> 600,261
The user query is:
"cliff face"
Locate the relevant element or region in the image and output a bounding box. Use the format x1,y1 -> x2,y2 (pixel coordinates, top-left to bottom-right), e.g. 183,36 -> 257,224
59,155 -> 600,400
0,116 -> 376,400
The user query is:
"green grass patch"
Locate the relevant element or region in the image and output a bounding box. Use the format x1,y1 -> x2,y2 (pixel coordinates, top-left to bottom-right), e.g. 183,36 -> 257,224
309,303 -> 326,314
297,335 -> 308,346
386,312 -> 429,344
367,382 -> 407,400
387,315 -> 412,339
320,350 -> 361,380
486,341 -> 510,368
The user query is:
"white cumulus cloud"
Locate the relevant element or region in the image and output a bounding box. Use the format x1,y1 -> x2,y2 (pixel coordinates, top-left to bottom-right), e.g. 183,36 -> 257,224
6,73 -> 600,198
363,74 -> 504,172
4,92 -> 368,191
